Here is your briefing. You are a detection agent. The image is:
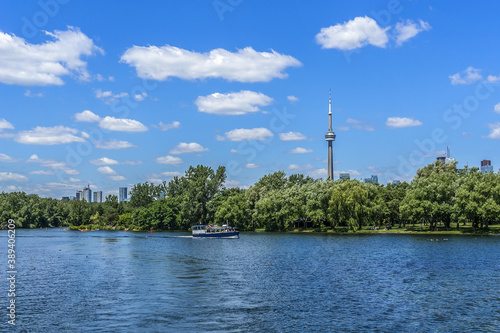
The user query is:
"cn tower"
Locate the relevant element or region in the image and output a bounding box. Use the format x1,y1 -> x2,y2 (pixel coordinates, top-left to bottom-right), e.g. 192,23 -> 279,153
325,90 -> 336,180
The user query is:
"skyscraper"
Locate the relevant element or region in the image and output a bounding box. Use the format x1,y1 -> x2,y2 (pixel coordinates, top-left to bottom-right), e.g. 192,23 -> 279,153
324,90 -> 336,180
481,160 -> 493,173
83,184 -> 92,203
93,191 -> 103,203
76,190 -> 83,201
119,187 -> 127,202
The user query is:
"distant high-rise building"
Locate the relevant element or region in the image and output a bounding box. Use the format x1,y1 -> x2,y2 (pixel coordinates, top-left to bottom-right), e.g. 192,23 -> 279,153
392,180 -> 401,184
76,190 -> 83,200
93,191 -> 103,203
481,160 -> 493,173
437,147 -> 456,164
364,175 -> 378,183
62,196 -> 70,201
339,173 -> 350,180
119,187 -> 127,202
83,185 -> 92,203
69,196 -> 76,201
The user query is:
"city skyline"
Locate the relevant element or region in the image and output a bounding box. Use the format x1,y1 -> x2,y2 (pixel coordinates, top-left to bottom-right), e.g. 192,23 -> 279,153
0,1 -> 499,198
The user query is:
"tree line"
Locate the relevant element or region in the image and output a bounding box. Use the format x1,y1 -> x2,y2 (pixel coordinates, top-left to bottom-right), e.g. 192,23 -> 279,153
1,161 -> 499,231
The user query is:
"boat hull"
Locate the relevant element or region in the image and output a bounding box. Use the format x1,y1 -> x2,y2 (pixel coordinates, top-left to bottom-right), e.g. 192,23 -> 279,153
193,231 -> 239,239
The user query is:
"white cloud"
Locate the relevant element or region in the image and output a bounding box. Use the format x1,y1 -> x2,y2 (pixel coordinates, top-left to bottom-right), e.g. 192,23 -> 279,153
486,75 -> 500,83
449,67 -> 483,85
316,16 -> 389,50
195,90 -> 273,115
24,90 -> 44,97
155,155 -> 183,165
0,153 -> 17,162
99,116 -> 148,132
95,139 -> 136,150
110,175 -> 126,181
0,118 -> 14,131
27,154 -> 79,175
494,103 -> 500,114
161,171 -> 182,177
170,142 -> 208,154
245,163 -> 260,169
97,166 -> 117,175
486,123 -> 500,139
226,180 -> 240,187
94,89 -> 128,104
386,117 -> 423,128
0,27 -> 103,86
120,45 -> 301,82
279,131 -> 307,141
69,177 -> 80,183
346,118 -> 374,131
153,121 -> 180,131
75,110 -> 101,122
29,170 -> 55,175
134,92 -> 148,101
74,110 -> 147,132
0,172 -> 28,182
287,95 -> 299,103
219,128 -> 274,141
394,19 -> 431,46
90,157 -> 119,165
14,126 -> 87,145
288,147 -> 313,154
230,149 -> 240,154
287,164 -> 314,171
309,168 -> 327,178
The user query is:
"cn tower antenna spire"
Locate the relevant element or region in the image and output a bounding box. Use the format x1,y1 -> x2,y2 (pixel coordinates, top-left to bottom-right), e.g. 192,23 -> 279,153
325,89 -> 336,180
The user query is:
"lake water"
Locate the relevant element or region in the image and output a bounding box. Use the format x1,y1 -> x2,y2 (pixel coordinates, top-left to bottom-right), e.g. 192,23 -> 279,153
2,229 -> 500,332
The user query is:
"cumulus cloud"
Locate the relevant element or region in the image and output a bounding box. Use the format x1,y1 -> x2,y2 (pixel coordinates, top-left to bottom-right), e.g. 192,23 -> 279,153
394,19 -> 431,46
0,118 -> 14,131
169,142 -> 208,154
110,175 -> 126,181
494,103 -> 500,114
0,172 -> 28,182
218,128 -> 274,141
155,155 -> 183,165
74,110 -> 148,132
75,110 -> 101,122
288,147 -> 313,154
245,163 -> 260,169
279,131 -> 307,141
287,95 -> 299,103
120,45 -> 301,82
134,92 -> 148,101
27,154 -> 78,175
0,27 -> 103,86
308,168 -> 327,178
99,116 -> 148,132
153,121 -> 180,131
449,67 -> 483,85
14,126 -> 87,145
24,90 -> 44,97
386,117 -> 423,128
95,139 -> 136,150
486,123 -> 500,139
94,89 -> 129,104
487,75 -> 500,83
316,16 -> 389,50
195,90 -> 273,115
161,171 -> 183,177
97,166 -> 117,175
0,153 -> 18,163
90,157 -> 119,165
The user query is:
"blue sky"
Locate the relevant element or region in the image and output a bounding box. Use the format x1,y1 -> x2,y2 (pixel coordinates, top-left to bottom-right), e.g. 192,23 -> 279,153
0,0 -> 499,198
